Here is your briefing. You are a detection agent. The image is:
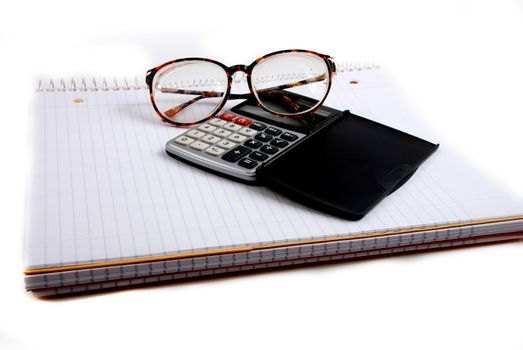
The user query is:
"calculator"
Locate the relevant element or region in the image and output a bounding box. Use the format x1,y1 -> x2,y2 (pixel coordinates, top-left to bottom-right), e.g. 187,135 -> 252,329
165,98 -> 343,182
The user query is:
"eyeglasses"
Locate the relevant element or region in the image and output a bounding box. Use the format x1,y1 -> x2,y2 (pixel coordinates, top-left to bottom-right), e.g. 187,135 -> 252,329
145,49 -> 337,126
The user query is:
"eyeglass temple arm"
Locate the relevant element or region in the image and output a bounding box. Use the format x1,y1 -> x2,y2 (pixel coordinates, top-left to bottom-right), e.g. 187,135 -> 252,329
159,73 -> 326,96
161,73 -> 327,119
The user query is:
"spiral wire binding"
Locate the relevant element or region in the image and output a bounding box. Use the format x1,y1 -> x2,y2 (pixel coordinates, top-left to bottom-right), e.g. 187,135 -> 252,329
336,61 -> 380,72
35,61 -> 380,92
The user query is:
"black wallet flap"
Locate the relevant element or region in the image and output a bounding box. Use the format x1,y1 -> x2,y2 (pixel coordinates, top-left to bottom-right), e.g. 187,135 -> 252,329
259,111 -> 439,220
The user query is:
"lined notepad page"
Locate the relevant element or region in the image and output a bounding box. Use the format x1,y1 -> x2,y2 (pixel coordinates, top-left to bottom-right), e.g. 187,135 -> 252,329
25,69 -> 523,269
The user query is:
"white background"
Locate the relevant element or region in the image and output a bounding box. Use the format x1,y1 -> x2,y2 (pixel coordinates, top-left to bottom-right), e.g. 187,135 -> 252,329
1,1 -> 523,349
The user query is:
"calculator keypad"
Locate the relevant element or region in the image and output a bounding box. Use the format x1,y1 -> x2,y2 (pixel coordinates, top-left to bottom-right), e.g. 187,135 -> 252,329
170,113 -> 303,175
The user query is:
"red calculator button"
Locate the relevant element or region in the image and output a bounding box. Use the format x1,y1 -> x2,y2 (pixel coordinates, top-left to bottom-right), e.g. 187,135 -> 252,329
234,117 -> 252,126
219,113 -> 237,121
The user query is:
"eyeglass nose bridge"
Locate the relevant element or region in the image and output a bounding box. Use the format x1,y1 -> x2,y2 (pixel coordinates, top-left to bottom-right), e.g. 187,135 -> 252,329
228,65 -> 250,84
228,64 -> 249,73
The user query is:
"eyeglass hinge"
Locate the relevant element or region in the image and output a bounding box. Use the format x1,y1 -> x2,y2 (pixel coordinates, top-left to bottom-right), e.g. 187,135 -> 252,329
145,70 -> 154,88
327,57 -> 337,75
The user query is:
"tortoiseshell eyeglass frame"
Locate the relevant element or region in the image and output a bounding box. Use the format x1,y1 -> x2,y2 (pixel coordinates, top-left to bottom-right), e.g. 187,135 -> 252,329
145,49 -> 337,127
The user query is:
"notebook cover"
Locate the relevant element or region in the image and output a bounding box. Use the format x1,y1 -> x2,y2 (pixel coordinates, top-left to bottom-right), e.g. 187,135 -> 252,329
259,111 -> 439,220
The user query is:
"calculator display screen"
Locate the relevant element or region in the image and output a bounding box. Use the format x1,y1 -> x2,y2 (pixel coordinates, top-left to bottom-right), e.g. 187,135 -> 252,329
232,99 -> 340,134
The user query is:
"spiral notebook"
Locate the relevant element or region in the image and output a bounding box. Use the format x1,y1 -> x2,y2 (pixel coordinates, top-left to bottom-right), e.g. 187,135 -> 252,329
24,64 -> 523,296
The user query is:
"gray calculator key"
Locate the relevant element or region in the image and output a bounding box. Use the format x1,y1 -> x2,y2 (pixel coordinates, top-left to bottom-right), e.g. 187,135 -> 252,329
238,128 -> 257,137
205,146 -> 226,156
190,141 -> 210,151
213,129 -> 232,137
175,136 -> 195,146
209,118 -> 227,127
216,139 -> 237,150
228,134 -> 247,143
186,129 -> 206,139
198,124 -> 217,133
201,134 -> 221,144
224,122 -> 242,132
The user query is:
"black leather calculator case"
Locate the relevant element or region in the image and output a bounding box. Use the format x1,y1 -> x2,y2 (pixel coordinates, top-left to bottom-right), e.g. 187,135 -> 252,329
259,111 -> 439,220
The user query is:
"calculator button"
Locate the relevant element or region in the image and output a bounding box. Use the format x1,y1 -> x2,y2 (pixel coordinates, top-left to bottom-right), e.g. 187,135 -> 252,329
219,113 -> 237,121
270,139 -> 289,148
249,151 -> 268,162
205,146 -> 226,156
238,128 -> 257,137
216,139 -> 237,150
260,144 -> 278,155
201,134 -> 221,144
238,158 -> 258,169
198,124 -> 217,133
186,129 -> 206,139
209,118 -> 227,127
213,128 -> 232,137
254,133 -> 273,142
222,145 -> 251,162
249,122 -> 267,131
190,141 -> 210,151
280,132 -> 298,142
224,122 -> 242,132
244,139 -> 263,149
234,117 -> 252,126
174,136 -> 195,146
265,127 -> 282,136
228,133 -> 247,143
